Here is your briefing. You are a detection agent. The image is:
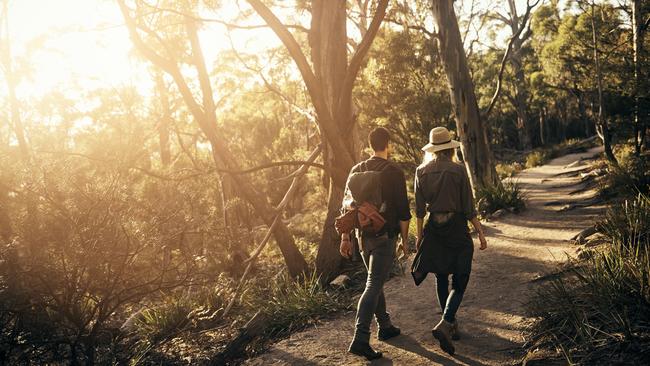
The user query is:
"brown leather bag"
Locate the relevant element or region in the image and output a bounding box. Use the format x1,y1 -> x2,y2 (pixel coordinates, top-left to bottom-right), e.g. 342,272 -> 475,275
356,202 -> 386,234
334,202 -> 386,235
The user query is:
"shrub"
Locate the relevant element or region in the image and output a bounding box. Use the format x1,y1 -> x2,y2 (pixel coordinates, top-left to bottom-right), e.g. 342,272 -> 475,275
526,244 -> 650,364
527,193 -> 650,364
243,271 -> 346,337
599,151 -> 649,198
496,162 -> 523,179
525,150 -> 553,168
476,181 -> 526,216
0,157 -> 217,364
599,193 -> 650,248
135,298 -> 193,343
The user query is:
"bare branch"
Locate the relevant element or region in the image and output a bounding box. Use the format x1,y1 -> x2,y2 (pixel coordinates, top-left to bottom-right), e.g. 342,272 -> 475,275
222,145 -> 322,318
245,0 -> 354,168
338,0 -> 389,116
384,17 -> 436,38
216,160 -> 327,175
137,1 -> 309,32
245,0 -> 321,113
482,0 -> 538,119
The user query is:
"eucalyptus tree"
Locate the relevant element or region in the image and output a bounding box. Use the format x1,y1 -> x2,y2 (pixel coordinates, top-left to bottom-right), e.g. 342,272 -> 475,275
431,0 -> 498,190
118,0 -> 309,277
245,0 -> 389,278
490,0 -> 539,150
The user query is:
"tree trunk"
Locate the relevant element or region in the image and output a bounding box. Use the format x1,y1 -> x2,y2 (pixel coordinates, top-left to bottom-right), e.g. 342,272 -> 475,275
589,1 -> 617,164
1,0 -> 28,159
119,3 -> 308,277
632,0 -> 644,156
431,0 -> 498,190
154,71 -> 172,166
539,108 -> 546,146
311,0 -> 355,280
506,0 -> 532,150
511,52 -> 532,149
207,136 -> 308,277
245,0 -> 388,280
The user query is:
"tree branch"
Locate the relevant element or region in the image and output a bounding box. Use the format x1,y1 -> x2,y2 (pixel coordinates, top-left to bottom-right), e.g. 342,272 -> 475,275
244,0 -> 321,114
117,0 -> 212,137
338,0 -> 389,115
222,145 -> 321,318
186,17 -> 216,119
137,1 -> 310,32
245,0 -> 355,170
482,0 -> 538,119
384,17 -> 436,38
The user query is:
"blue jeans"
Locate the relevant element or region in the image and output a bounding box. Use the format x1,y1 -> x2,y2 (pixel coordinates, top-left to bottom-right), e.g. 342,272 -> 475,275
353,234 -> 396,343
435,273 -> 470,323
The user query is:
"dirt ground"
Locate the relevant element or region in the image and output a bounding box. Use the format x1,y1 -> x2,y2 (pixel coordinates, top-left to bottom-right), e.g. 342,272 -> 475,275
244,146 -> 606,366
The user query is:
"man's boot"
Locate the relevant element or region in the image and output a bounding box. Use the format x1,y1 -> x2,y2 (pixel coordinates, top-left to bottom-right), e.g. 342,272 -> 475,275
378,325 -> 401,341
348,340 -> 383,360
432,319 -> 455,355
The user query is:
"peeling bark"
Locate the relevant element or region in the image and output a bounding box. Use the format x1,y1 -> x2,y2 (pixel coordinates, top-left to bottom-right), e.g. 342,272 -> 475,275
432,0 -> 498,190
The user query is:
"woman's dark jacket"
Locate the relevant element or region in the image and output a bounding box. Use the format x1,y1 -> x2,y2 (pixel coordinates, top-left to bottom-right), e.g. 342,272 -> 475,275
411,159 -> 477,285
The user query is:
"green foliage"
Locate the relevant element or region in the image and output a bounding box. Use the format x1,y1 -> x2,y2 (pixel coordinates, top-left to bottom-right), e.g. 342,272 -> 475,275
243,271 -> 346,337
496,162 -> 524,179
525,139 -> 593,168
600,145 -> 650,198
527,244 -> 650,364
0,154 -> 217,364
358,28 -> 452,166
476,181 -> 526,216
525,150 -> 553,168
135,298 -> 193,344
599,194 -> 650,248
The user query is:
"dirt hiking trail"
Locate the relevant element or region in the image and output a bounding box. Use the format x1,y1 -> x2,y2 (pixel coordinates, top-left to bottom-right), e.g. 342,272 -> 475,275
245,146 -> 606,366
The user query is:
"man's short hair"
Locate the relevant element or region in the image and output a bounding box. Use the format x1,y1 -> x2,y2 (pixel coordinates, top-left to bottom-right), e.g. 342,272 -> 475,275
369,127 -> 390,151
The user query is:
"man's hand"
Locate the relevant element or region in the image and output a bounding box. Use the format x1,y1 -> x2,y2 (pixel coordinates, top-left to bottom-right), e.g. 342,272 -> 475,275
398,238 -> 409,258
478,233 -> 488,250
340,237 -> 353,258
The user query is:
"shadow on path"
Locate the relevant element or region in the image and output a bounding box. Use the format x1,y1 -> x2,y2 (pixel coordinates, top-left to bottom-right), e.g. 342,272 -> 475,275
385,334 -> 470,365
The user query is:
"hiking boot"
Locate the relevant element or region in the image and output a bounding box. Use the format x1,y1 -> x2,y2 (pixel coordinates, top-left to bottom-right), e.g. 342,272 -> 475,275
348,340 -> 383,360
378,325 -> 401,341
432,319 -> 455,355
450,320 -> 460,341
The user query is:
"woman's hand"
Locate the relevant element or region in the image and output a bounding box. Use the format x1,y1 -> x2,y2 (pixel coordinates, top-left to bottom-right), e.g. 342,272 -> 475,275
340,236 -> 353,258
478,233 -> 488,250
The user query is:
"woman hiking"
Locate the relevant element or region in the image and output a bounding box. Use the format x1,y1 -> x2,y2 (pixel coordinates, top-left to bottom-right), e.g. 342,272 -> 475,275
411,127 -> 488,356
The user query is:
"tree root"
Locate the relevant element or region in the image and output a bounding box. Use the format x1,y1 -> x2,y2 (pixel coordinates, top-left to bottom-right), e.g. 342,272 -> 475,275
529,265 -> 584,283
210,311 -> 268,366
570,226 -> 599,244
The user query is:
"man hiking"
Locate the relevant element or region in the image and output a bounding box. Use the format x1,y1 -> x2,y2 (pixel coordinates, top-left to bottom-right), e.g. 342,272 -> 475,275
338,127 -> 411,360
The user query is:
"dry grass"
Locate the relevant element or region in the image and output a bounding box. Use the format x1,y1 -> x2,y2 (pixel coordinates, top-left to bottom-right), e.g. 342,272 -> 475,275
526,194 -> 650,365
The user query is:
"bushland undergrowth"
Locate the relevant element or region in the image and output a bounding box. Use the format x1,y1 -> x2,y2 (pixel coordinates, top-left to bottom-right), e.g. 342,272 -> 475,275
526,193 -> 650,365
476,181 -> 526,217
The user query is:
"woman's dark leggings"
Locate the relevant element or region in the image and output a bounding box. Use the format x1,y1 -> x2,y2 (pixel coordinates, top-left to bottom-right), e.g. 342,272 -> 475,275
435,273 -> 470,323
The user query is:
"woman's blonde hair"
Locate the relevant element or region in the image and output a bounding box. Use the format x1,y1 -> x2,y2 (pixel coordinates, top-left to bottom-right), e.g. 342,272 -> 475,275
423,148 -> 456,163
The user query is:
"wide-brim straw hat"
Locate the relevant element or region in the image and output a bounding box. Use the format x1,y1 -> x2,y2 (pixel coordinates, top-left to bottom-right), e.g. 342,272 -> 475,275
421,127 -> 461,153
